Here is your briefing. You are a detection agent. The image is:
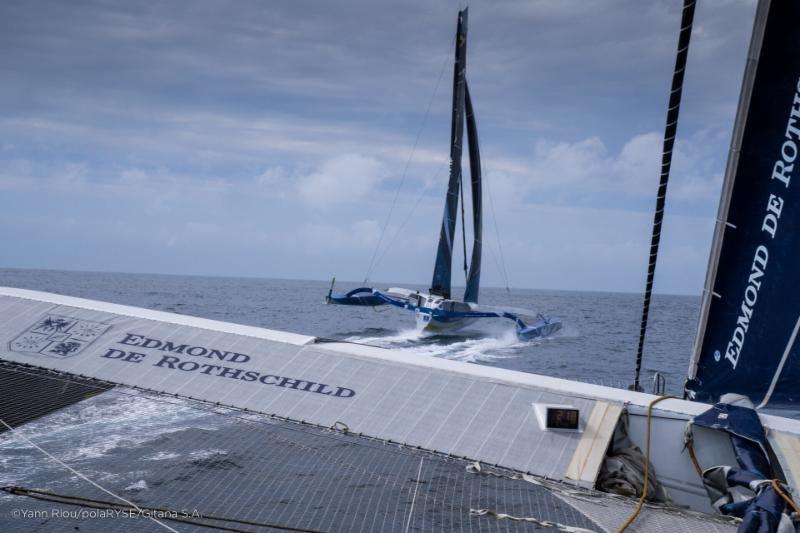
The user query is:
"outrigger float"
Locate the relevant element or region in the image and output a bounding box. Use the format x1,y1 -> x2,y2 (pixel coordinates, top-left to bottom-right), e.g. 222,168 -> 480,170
1,2 -> 800,532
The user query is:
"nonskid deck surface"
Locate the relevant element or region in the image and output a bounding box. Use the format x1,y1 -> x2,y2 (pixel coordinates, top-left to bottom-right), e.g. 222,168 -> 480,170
0,288 -> 783,530
0,373 -> 738,533
0,288 -> 605,481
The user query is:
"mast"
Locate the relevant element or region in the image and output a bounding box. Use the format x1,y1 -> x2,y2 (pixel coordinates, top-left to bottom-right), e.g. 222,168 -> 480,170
686,0 -> 800,409
431,8 -> 468,299
463,81 -> 482,304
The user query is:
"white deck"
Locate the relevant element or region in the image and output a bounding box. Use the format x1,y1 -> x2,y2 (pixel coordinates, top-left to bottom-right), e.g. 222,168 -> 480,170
1,286 -> 798,514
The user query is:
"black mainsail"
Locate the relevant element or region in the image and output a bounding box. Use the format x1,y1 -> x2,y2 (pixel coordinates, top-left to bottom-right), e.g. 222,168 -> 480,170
686,0 -> 800,409
431,8 -> 482,303
463,82 -> 482,303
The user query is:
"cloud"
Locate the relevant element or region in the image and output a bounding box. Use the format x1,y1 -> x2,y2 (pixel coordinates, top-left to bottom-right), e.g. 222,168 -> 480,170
0,0 -> 758,293
254,166 -> 290,198
518,130 -> 725,207
297,153 -> 384,205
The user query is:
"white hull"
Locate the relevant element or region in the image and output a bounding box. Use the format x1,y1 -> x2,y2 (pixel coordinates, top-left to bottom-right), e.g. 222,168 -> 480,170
415,309 -> 477,334
1,287 -> 797,519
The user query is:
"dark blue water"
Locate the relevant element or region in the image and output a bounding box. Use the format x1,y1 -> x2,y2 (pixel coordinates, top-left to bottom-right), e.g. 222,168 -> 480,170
0,268 -> 698,395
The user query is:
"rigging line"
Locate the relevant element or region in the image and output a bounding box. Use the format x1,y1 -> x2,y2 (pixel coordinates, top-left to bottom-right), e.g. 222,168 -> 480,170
482,152 -> 510,293
372,160 -> 447,274
484,234 -> 504,290
363,33 -> 456,284
633,0 -> 695,392
0,416 -> 179,533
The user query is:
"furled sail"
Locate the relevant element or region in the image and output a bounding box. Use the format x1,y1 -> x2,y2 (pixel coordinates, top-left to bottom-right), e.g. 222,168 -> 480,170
463,81 -> 482,303
686,0 -> 800,409
431,8 -> 468,299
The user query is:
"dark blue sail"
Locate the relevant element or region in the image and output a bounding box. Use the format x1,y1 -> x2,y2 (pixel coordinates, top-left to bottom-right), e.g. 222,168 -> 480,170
463,82 -> 482,304
686,0 -> 800,410
431,8 -> 468,299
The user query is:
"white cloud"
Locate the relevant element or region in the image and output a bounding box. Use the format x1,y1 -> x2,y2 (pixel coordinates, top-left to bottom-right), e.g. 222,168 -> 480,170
531,136 -> 609,187
254,166 -> 291,198
519,130 -> 725,204
297,153 -> 384,205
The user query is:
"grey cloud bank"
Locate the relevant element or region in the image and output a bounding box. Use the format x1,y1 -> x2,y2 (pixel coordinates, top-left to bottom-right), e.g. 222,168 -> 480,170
0,0 -> 757,294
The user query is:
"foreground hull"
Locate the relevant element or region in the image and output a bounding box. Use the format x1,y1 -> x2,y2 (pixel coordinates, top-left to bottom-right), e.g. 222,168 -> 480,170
1,286 -> 797,523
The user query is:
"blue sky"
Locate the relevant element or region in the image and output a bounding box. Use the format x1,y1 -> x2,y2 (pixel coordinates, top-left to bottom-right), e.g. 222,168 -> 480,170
0,0 -> 757,294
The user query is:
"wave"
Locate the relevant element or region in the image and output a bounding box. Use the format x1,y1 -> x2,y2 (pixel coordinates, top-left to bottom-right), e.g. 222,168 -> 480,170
345,325 -> 533,363
0,390 -> 221,488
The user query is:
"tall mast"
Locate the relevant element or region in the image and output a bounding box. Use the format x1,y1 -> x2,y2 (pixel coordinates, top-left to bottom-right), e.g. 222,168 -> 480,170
431,8 -> 468,299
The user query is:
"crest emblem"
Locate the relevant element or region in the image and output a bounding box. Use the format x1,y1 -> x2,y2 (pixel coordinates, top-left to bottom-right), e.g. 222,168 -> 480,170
9,314 -> 110,358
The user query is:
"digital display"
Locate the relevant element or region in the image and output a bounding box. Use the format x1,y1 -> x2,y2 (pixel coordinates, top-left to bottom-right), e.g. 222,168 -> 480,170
546,408 -> 579,430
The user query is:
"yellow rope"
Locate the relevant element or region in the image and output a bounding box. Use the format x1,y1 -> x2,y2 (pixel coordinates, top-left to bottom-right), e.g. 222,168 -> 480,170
618,394 -> 679,532
771,479 -> 800,515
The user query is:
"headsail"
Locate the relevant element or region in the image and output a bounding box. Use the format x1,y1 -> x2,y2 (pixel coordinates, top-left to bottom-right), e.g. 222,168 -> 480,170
686,0 -> 800,409
463,81 -> 482,303
431,8 -> 468,299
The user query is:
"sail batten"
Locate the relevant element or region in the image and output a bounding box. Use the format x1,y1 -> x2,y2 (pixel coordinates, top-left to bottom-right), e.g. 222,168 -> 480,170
431,8 -> 468,299
686,0 -> 800,409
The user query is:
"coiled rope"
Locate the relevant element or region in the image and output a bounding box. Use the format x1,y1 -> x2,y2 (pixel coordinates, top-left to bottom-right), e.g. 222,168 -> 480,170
618,395 -> 679,532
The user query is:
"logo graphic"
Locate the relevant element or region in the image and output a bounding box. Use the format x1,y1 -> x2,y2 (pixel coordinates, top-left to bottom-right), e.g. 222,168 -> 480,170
9,314 -> 110,358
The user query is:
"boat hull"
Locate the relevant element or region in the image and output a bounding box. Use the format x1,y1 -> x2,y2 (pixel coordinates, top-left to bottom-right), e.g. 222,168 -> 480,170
416,309 -> 477,334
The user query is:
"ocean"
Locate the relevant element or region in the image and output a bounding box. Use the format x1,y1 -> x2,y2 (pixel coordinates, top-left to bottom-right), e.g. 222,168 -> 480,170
0,268 -> 699,395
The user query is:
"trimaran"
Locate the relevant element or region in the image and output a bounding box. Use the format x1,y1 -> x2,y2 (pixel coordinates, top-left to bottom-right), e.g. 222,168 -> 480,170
325,8 -> 563,340
0,1 -> 799,531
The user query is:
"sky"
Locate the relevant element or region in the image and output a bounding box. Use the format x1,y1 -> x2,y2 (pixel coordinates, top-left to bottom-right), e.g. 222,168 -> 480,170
0,0 -> 758,294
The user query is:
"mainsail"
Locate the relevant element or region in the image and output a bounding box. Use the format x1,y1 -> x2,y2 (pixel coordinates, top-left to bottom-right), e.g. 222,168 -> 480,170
463,82 -> 482,303
431,7 -> 482,303
686,0 -> 800,409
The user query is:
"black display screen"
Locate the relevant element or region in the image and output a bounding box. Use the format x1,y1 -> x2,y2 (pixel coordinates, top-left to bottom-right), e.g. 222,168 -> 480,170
546,408 -> 579,430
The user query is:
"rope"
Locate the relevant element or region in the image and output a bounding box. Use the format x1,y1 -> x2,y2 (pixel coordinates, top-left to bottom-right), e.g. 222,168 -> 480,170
363,34 -> 455,284
2,486 -> 326,533
372,160 -> 447,273
618,395 -> 679,532
685,442 -> 799,521
0,416 -> 178,532
685,438 -> 704,478
771,479 -> 800,515
483,157 -> 510,293
633,0 -> 696,391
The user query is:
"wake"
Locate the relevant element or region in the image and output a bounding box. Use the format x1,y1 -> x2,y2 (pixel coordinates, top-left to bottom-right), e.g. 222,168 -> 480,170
345,326 -> 538,363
